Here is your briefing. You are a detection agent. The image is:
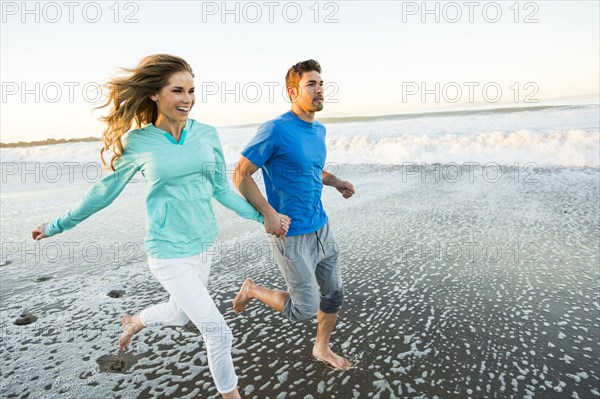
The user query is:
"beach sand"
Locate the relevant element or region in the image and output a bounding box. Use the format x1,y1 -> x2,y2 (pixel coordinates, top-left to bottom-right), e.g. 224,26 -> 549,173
1,164 -> 599,398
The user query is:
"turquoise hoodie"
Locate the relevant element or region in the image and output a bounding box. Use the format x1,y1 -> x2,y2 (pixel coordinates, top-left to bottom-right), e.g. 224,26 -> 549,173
44,119 -> 263,258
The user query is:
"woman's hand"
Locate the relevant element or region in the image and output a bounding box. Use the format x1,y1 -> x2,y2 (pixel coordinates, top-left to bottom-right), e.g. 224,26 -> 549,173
264,212 -> 291,238
32,224 -> 48,241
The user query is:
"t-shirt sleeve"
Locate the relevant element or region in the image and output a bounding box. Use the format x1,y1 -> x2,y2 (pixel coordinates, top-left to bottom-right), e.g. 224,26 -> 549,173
240,122 -> 278,168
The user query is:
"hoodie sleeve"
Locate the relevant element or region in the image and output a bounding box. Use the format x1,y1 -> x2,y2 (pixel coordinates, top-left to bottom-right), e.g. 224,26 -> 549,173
209,128 -> 264,224
44,152 -> 141,236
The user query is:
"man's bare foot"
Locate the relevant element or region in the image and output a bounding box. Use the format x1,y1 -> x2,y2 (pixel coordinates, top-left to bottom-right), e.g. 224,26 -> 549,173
119,314 -> 144,351
233,278 -> 255,314
313,346 -> 351,370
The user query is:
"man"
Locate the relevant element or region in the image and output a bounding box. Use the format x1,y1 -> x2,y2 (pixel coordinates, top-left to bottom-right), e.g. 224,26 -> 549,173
232,59 -> 355,370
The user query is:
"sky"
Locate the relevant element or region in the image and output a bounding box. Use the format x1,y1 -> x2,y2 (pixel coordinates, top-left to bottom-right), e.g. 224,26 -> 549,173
1,0 -> 599,142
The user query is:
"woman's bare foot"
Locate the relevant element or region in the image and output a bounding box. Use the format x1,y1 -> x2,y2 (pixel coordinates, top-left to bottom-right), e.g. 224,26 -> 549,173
232,278 -> 255,314
313,346 -> 351,370
119,314 -> 144,351
221,387 -> 242,399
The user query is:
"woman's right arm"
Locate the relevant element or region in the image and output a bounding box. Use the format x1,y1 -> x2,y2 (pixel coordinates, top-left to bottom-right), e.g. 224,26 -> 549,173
33,155 -> 140,240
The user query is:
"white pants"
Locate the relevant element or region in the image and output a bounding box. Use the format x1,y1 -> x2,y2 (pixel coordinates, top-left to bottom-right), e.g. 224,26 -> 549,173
139,251 -> 237,394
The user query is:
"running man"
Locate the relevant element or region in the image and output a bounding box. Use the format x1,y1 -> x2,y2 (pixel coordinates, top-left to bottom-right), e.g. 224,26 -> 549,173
232,59 -> 355,370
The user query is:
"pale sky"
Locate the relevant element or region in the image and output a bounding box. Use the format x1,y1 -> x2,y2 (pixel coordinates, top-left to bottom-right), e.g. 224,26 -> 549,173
1,0 -> 599,142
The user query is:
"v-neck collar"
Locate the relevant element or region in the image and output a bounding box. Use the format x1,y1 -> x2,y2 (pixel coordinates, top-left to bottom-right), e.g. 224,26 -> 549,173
146,119 -> 190,145
163,129 -> 187,145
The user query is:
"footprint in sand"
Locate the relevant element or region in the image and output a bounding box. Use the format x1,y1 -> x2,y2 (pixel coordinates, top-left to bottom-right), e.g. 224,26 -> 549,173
14,313 -> 37,325
183,321 -> 200,333
96,353 -> 138,373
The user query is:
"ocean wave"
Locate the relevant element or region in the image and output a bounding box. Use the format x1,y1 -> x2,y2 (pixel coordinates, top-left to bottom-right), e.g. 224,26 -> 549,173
1,129 -> 598,168
0,141 -> 105,164
322,129 -> 599,167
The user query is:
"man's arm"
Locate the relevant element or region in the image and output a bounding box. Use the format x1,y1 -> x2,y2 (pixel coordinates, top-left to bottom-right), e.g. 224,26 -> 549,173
322,170 -> 355,199
233,156 -> 290,237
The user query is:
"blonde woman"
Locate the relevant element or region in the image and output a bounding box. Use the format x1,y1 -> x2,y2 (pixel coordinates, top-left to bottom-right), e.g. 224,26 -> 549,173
32,54 -> 290,398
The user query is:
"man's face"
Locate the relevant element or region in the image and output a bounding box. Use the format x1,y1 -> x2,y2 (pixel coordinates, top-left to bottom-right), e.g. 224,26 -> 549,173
291,70 -> 324,112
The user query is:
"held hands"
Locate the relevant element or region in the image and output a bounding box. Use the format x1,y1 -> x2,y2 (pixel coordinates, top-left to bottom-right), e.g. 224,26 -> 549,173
264,211 -> 291,238
335,180 -> 355,199
32,223 -> 48,241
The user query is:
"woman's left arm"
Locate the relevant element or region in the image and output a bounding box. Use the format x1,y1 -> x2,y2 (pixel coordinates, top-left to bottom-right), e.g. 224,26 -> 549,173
210,129 -> 264,223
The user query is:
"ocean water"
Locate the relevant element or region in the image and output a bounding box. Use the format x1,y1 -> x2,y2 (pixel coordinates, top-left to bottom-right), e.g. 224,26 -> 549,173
3,105 -> 599,167
1,105 -> 599,398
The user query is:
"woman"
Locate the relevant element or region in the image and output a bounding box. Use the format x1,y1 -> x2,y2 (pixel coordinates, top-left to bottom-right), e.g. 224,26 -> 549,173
32,54 -> 290,399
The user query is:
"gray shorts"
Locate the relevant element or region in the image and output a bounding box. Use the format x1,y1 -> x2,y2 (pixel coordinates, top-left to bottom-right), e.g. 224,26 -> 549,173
268,221 -> 344,321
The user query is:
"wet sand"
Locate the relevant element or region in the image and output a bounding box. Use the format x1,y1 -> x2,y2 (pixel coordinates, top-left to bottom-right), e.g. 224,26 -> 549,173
1,165 -> 599,398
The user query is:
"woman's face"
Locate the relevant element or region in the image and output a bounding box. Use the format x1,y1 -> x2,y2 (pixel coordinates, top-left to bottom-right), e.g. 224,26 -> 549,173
151,71 -> 195,124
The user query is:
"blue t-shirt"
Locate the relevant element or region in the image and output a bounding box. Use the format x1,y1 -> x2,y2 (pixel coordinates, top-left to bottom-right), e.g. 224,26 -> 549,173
242,111 -> 328,236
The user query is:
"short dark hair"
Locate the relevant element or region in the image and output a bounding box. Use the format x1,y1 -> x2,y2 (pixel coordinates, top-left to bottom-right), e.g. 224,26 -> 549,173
285,59 -> 321,93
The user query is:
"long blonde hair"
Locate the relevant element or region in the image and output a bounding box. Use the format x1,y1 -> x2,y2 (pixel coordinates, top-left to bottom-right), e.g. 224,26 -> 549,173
96,54 -> 194,170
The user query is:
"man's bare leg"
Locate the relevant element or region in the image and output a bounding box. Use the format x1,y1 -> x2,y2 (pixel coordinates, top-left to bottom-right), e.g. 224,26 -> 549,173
312,310 -> 351,370
234,280 -> 349,369
119,314 -> 145,351
233,278 -> 288,313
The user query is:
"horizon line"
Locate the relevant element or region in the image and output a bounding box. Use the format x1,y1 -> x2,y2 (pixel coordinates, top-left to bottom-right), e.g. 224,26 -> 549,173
1,101 -> 598,147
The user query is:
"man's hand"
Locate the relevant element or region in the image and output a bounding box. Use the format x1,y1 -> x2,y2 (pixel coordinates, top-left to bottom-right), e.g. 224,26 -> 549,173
335,180 -> 355,199
322,171 -> 355,199
264,211 -> 291,238
234,156 -> 290,237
